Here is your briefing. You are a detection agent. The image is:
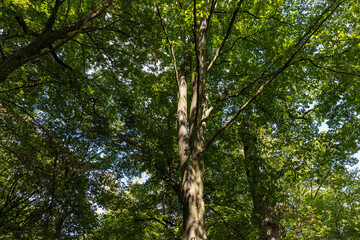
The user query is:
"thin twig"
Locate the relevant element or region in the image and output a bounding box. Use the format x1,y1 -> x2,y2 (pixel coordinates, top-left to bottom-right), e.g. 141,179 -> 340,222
155,4 -> 179,83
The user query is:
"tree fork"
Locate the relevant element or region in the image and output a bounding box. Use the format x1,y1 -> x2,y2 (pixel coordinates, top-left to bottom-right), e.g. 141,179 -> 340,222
181,0 -> 210,239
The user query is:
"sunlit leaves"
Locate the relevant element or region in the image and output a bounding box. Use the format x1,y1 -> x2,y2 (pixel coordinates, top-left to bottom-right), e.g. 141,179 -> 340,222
1,0 -> 360,239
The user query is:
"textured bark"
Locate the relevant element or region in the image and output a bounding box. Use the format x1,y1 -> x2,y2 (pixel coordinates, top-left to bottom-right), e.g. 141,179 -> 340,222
180,1 -> 209,239
179,54 -> 207,240
243,122 -> 280,240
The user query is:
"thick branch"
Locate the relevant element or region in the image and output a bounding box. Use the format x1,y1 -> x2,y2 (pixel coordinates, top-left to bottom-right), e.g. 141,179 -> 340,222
14,15 -> 39,36
44,0 -> 66,33
49,44 -> 74,71
207,0 -> 244,72
0,44 -> 6,60
0,0 -> 112,82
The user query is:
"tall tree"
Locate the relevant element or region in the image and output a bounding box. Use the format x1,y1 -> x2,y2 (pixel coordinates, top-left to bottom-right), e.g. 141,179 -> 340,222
83,0 -> 360,239
150,0 -> 358,239
1,0 -> 360,239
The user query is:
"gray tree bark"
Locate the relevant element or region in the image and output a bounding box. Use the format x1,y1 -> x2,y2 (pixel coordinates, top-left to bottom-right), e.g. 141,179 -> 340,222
178,2 -> 209,239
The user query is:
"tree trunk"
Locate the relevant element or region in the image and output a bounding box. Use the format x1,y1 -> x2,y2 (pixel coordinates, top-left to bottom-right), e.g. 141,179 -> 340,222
177,53 -> 207,240
178,2 -> 209,238
242,121 -> 280,240
181,152 -> 206,240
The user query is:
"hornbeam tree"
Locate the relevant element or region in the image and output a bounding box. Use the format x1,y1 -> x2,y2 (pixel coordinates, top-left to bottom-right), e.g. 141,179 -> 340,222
1,0 -> 360,239
151,0 -> 358,239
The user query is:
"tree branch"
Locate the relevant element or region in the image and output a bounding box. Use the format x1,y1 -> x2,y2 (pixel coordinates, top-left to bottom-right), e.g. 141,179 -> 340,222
44,0 -> 66,33
203,0 -> 345,152
202,59 -> 281,122
288,109 -> 312,120
155,4 -> 179,83
0,0 -> 112,82
0,80 -> 61,94
207,0 -> 244,72
14,15 -> 39,36
206,0 -> 218,29
313,168 -> 332,199
306,57 -> 360,77
49,44 -> 74,71
239,10 -> 293,26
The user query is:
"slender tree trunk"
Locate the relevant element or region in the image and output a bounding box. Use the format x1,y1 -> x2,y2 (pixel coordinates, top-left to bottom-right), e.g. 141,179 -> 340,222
242,121 -> 280,240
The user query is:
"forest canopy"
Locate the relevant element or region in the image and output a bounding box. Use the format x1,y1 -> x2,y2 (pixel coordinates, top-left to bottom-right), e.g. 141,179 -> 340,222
1,0 -> 360,239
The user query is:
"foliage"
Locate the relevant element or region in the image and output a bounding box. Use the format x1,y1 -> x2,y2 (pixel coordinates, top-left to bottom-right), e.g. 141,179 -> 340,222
1,0 -> 360,239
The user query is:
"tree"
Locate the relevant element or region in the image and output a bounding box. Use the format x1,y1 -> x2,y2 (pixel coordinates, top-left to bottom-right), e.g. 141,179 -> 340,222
147,0 -> 359,239
0,101 -> 112,238
1,0 -> 360,239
